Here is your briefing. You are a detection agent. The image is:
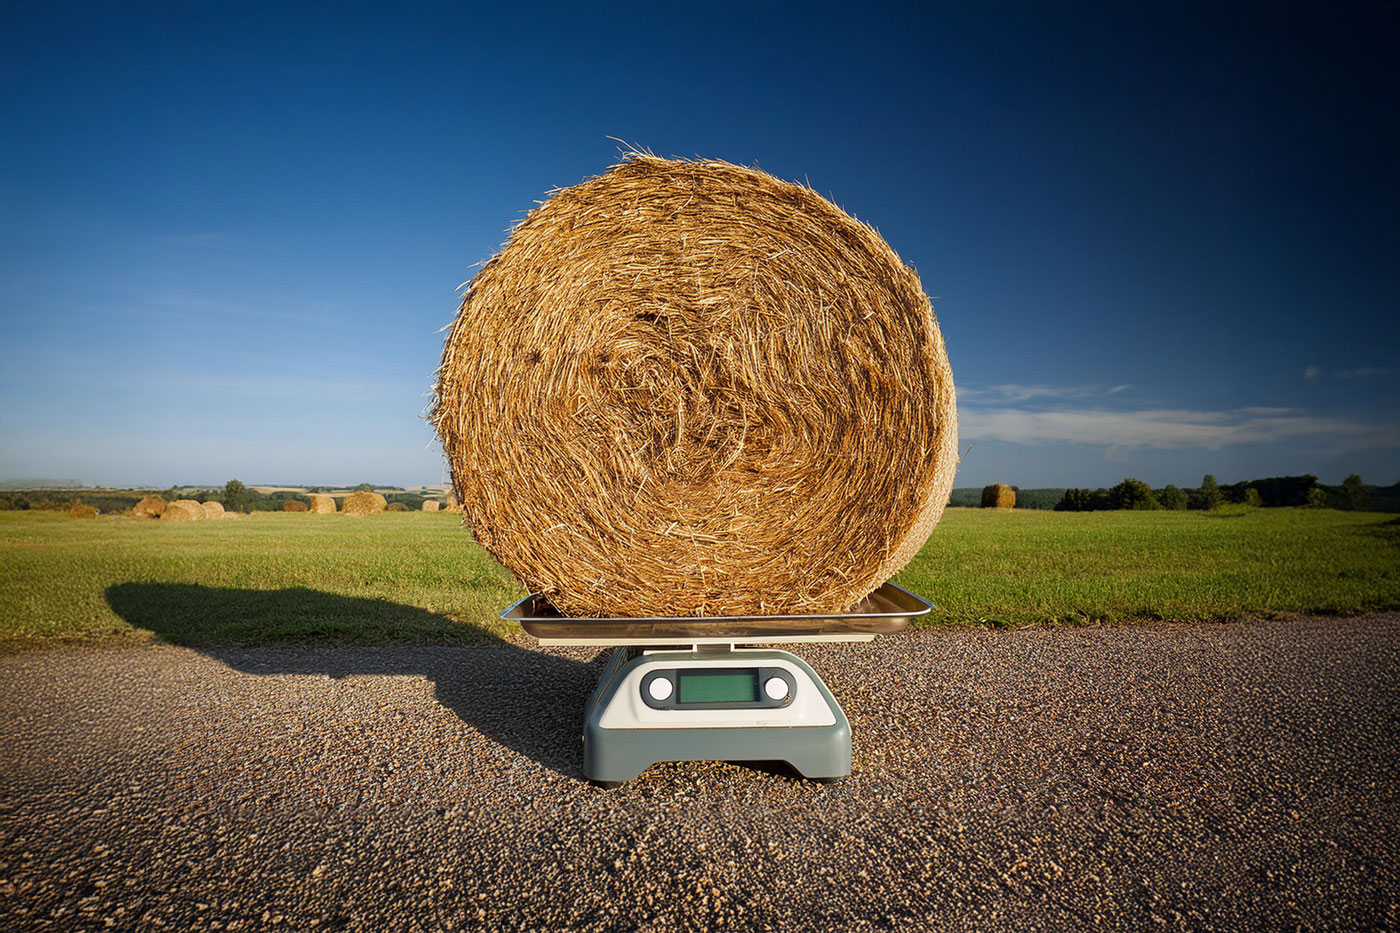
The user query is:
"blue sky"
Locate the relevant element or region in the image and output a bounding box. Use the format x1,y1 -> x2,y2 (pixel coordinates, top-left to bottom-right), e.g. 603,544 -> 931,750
2,1 -> 1396,489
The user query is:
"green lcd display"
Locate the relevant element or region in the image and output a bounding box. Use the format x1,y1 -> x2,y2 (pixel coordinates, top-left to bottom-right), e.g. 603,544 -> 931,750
677,670 -> 759,704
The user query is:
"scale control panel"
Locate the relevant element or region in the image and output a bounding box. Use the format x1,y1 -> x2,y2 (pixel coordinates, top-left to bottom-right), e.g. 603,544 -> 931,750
640,667 -> 795,710
597,653 -> 836,730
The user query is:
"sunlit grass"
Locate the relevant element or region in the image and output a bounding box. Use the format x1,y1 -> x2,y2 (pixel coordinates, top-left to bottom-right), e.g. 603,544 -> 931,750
0,506 -> 1396,649
0,511 -> 521,648
898,506 -> 1399,626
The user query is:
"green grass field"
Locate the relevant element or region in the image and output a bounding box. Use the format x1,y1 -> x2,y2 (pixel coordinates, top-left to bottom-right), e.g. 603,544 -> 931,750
1,507 -> 1396,649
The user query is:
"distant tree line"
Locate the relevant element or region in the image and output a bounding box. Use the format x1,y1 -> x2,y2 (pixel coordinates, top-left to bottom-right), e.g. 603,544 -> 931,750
216,481 -> 428,513
1056,478 -> 1175,512
0,491 -> 156,513
2,474 -> 1391,514
0,480 -> 432,514
944,474 -> 1393,513
1053,474 -> 1382,512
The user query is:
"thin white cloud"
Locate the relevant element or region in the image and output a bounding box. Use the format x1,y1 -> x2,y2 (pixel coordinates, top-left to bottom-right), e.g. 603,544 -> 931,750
956,383 -> 1127,403
1334,367 -> 1392,379
960,406 -> 1400,452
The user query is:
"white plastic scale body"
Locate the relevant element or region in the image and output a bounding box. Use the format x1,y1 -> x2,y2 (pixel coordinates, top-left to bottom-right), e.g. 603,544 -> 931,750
500,583 -> 932,787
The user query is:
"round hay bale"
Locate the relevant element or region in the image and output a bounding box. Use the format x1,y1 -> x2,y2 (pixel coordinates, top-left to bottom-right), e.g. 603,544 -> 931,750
432,154 -> 958,617
307,494 -> 337,514
980,484 -> 1016,509
161,500 -> 204,521
200,500 -> 226,519
341,491 -> 386,516
69,504 -> 98,519
132,496 -> 166,519
386,501 -> 409,512
421,500 -> 441,512
282,500 -> 308,512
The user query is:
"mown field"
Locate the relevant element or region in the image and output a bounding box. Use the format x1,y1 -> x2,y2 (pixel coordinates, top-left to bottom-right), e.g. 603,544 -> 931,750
0,507 -> 1396,649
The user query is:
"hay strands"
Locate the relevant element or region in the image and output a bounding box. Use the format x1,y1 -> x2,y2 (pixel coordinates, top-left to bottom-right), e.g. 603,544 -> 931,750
432,154 -> 957,618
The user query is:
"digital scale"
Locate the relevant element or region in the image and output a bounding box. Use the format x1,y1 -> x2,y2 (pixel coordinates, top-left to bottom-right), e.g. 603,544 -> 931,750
501,582 -> 932,786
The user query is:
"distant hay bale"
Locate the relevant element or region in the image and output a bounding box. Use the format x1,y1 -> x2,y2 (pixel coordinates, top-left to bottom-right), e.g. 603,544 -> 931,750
386,501 -> 409,512
282,500 -> 308,512
421,500 -> 441,512
132,496 -> 166,519
341,491 -> 387,516
200,500 -> 226,519
161,500 -> 204,521
307,494 -> 337,514
980,484 -> 1016,509
69,504 -> 98,519
432,154 -> 958,617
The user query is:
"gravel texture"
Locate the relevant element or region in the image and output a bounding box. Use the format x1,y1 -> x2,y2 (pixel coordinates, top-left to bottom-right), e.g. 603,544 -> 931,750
1,617 -> 1397,931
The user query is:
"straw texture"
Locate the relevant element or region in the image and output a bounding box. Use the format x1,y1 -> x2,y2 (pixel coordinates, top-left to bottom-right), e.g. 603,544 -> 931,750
200,501 -> 226,519
342,491 -> 387,516
422,500 -> 441,512
132,496 -> 166,519
307,494 -> 337,514
282,500 -> 308,512
432,154 -> 958,617
161,500 -> 204,521
981,484 -> 1015,509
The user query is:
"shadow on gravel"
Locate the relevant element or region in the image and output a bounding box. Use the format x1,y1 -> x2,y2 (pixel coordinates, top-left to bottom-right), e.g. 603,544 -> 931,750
105,583 -> 605,777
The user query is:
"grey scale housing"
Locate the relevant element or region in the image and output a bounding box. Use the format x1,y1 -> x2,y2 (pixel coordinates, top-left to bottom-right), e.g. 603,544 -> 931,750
583,647 -> 851,783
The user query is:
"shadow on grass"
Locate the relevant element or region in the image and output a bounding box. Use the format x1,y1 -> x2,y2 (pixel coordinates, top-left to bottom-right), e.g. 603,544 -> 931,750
105,583 -> 605,777
1367,516 -> 1400,544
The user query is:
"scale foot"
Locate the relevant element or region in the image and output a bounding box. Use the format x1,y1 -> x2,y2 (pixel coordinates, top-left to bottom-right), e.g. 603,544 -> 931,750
589,779 -> 625,790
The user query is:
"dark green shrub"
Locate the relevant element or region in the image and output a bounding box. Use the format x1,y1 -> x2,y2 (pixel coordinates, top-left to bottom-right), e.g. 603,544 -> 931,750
1055,488 -> 1090,511
1193,475 -> 1223,510
1111,478 -> 1160,510
1158,484 -> 1188,510
1341,474 -> 1369,510
223,479 -> 249,514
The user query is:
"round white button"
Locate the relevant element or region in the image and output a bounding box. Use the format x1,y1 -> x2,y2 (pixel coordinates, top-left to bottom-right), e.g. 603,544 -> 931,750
764,677 -> 789,701
647,677 -> 673,701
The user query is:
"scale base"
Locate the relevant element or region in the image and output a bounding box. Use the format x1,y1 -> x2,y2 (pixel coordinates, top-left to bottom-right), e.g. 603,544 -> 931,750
581,647 -> 851,785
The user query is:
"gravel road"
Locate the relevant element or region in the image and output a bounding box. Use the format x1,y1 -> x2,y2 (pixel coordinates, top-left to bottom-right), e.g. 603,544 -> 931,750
2,617 -> 1398,931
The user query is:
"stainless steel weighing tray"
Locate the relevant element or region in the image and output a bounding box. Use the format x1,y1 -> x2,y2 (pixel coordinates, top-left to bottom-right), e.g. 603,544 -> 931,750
501,581 -> 932,646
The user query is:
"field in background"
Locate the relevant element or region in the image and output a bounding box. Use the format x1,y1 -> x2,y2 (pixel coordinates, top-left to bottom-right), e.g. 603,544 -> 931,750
910,507 -> 1398,625
0,511 -> 520,648
0,508 -> 1396,649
